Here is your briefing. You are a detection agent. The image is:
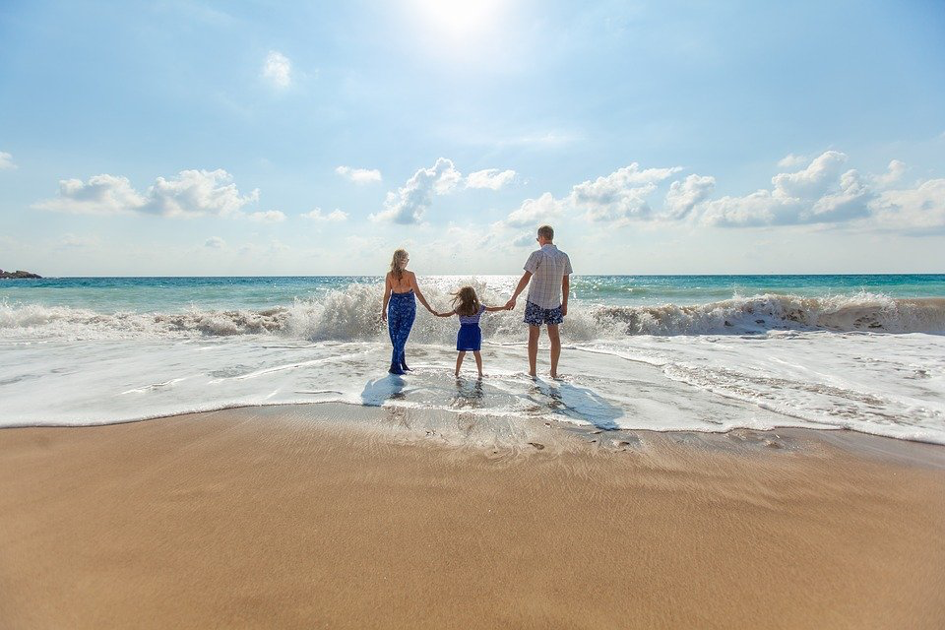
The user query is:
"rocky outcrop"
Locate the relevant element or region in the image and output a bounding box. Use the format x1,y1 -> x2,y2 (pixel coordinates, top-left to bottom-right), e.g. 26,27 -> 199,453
0,269 -> 42,279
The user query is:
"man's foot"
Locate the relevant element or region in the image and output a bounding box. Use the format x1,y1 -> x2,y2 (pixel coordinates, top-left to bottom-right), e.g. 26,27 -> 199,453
389,363 -> 406,375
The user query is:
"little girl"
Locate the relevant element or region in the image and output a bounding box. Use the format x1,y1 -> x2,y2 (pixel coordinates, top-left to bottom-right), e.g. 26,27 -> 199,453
436,286 -> 506,377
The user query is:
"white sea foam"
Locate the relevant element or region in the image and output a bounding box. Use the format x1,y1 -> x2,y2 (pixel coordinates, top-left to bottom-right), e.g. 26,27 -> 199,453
2,288 -> 944,342
1,284 -> 944,445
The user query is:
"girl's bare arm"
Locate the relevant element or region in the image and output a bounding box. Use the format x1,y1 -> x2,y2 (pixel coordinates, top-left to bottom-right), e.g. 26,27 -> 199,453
483,305 -> 507,312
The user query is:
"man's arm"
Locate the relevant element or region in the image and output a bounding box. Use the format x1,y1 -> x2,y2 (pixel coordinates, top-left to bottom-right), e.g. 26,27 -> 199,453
505,271 -> 532,310
561,274 -> 570,316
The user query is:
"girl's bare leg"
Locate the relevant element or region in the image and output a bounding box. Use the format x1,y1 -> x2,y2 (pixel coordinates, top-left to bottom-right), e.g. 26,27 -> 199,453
473,351 -> 483,377
455,351 -> 466,376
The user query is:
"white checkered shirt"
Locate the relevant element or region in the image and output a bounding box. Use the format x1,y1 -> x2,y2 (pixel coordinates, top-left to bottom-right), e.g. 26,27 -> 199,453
524,244 -> 573,309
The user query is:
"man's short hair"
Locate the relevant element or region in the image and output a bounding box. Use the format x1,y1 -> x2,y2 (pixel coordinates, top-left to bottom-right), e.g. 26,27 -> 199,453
537,225 -> 554,240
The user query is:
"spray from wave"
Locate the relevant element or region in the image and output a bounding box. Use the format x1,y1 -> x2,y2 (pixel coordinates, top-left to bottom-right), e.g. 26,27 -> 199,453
2,284 -> 944,342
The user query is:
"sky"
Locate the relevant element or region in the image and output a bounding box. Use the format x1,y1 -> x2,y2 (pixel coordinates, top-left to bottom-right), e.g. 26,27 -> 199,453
1,0 -> 944,276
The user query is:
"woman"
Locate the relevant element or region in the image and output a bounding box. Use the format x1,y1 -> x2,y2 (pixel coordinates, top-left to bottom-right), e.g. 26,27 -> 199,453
382,249 -> 435,375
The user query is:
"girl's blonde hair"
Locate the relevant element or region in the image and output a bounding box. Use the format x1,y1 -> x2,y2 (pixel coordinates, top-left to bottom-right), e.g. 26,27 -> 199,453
451,286 -> 481,317
390,249 -> 409,280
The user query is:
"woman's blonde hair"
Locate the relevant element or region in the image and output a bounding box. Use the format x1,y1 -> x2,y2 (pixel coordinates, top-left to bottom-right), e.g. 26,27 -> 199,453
451,286 -> 481,317
390,249 -> 409,280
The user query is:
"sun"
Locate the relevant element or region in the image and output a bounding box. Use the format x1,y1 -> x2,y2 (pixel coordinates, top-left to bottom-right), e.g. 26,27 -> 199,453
411,0 -> 505,43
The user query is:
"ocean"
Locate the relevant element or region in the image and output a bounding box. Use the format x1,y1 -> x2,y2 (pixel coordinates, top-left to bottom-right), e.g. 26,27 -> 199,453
2,275 -> 944,443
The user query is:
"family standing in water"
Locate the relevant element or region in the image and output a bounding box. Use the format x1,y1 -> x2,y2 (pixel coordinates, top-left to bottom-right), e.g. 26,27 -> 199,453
381,225 -> 573,378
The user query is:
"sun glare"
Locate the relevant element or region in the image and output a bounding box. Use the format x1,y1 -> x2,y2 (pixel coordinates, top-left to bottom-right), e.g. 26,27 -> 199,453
412,0 -> 505,42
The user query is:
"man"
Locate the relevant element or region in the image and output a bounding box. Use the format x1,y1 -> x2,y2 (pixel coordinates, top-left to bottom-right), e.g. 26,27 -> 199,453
505,225 -> 572,378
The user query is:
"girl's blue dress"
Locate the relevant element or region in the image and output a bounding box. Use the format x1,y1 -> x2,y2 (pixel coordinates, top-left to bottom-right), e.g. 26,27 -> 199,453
457,305 -> 485,351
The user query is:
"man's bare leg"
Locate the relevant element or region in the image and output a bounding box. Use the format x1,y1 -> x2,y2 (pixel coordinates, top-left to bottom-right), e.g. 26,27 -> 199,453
548,324 -> 561,378
528,325 -> 540,377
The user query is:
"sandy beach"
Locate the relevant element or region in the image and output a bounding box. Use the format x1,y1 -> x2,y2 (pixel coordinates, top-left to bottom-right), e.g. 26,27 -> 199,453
1,404 -> 944,629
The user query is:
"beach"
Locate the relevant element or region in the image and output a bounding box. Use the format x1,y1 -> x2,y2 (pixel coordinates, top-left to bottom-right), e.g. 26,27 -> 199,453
2,404 -> 943,629
5,0 -> 945,625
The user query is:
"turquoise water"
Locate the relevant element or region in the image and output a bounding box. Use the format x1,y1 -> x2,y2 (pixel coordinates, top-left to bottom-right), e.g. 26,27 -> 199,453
3,275 -> 943,313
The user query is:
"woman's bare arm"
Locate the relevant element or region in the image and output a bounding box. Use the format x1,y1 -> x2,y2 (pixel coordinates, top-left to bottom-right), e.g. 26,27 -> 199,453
409,272 -> 435,313
381,273 -> 392,321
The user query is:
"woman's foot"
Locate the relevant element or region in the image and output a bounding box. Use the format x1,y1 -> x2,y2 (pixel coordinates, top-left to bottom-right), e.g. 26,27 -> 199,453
389,363 -> 406,375
401,361 -> 411,372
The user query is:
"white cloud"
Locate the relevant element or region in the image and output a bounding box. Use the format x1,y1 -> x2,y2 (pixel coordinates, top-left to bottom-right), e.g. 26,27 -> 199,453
34,169 -> 260,218
701,190 -> 799,227
301,207 -> 348,222
370,157 -> 462,224
870,179 -> 945,230
805,169 -> 871,223
663,174 -> 716,219
872,159 -> 907,187
262,51 -> 291,89
777,153 -> 808,169
34,174 -> 146,214
204,236 -> 226,249
502,162 -> 679,227
512,233 -> 536,247
495,154 -> 934,232
498,162 -> 683,229
570,163 -> 681,222
697,152 -> 943,230
505,192 -> 563,227
143,170 -> 259,217
335,166 -> 382,184
771,150 -> 847,199
0,151 -> 16,170
701,152 -> 852,226
248,210 -> 287,223
579,183 -> 657,222
466,168 -> 516,190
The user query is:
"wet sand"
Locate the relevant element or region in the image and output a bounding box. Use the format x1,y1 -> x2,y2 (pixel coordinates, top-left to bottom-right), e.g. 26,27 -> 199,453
1,404 -> 944,628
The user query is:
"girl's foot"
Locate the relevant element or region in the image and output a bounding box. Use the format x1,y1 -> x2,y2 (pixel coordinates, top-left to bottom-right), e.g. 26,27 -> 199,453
477,372 -> 483,378
454,370 -> 460,377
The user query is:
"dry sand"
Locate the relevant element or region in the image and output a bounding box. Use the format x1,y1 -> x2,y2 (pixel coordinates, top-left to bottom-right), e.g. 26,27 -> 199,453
1,404 -> 944,629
